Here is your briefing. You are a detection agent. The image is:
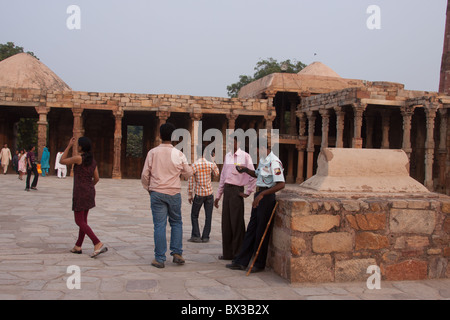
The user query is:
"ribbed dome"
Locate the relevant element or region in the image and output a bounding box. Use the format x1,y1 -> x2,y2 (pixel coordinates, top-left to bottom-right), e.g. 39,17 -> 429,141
0,53 -> 71,91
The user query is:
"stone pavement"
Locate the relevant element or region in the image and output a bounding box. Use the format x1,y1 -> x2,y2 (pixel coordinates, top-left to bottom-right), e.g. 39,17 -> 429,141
0,174 -> 449,301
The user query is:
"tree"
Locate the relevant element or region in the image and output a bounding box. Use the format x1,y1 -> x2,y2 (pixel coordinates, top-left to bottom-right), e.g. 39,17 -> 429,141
0,42 -> 38,62
16,118 -> 38,151
227,58 -> 306,98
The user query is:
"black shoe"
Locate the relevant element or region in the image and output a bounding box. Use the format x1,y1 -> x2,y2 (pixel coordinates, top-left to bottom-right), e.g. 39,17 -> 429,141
188,237 -> 202,243
25,188 -> 30,192
201,238 -> 209,243
249,266 -> 265,273
218,255 -> 232,260
226,263 -> 246,270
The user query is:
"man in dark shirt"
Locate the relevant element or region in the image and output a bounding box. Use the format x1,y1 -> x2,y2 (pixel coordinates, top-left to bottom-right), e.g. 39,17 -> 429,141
25,145 -> 38,191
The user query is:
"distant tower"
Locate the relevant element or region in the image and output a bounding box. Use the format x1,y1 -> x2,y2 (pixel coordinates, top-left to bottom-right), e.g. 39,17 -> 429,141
439,0 -> 450,94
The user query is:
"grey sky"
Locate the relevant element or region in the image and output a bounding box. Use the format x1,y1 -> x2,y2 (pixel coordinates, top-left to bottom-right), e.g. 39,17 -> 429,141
0,0 -> 447,97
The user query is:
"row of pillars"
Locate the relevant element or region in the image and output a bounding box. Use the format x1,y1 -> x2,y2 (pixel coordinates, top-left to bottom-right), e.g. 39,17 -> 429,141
34,104 -> 276,179
295,102 -> 448,191
31,101 -> 449,191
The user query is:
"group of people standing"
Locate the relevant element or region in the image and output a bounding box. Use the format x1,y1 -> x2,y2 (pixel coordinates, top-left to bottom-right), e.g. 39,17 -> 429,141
3,122 -> 286,270
0,143 -> 68,191
1,143 -> 39,190
141,123 -> 286,273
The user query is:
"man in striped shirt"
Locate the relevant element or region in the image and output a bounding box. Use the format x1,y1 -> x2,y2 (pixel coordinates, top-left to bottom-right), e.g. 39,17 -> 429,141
188,146 -> 220,243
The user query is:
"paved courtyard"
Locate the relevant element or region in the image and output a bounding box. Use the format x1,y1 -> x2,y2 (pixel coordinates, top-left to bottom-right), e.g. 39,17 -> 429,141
0,173 -> 449,301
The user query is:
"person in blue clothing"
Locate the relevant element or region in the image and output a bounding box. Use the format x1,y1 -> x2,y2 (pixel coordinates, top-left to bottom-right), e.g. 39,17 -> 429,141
40,146 -> 50,177
226,142 -> 285,273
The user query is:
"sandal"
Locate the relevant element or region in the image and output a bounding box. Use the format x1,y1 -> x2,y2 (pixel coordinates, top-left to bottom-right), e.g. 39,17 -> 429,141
70,248 -> 82,254
91,245 -> 108,258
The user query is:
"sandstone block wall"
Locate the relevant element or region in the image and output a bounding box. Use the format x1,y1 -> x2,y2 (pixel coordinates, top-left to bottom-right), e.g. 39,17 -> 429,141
0,87 -> 269,114
268,190 -> 450,283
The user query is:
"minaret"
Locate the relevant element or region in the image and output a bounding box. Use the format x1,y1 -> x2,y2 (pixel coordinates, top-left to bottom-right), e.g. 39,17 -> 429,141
439,0 -> 450,94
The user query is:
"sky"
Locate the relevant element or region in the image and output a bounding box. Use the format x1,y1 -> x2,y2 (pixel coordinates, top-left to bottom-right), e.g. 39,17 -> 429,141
0,0 -> 447,98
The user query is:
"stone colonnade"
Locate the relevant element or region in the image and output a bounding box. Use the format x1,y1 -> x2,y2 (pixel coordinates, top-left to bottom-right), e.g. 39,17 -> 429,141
0,88 -> 272,179
299,91 -> 449,192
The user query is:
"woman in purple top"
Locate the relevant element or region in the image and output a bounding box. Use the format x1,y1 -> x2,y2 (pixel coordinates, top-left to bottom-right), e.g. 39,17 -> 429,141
60,137 -> 107,258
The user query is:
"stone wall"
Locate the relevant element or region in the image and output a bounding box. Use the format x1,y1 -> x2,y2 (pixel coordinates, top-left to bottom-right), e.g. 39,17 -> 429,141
268,188 -> 450,283
0,87 -> 269,114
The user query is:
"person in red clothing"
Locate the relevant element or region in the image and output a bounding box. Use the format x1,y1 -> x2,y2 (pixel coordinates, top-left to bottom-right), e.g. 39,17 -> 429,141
60,137 -> 107,258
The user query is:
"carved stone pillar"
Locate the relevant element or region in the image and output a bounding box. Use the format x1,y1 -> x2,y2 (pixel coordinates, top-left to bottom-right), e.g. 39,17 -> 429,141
286,146 -> 295,183
306,111 -> 316,179
264,114 -> 276,149
190,112 -> 202,162
266,91 -> 276,111
424,104 -> 438,190
72,107 -> 84,153
112,109 -> 123,179
365,112 -> 375,148
438,108 -> 448,192
70,107 -> 84,176
288,99 -> 298,135
319,109 -> 330,150
352,103 -> 367,148
401,106 -> 414,160
155,110 -> 170,145
381,110 -> 391,149
334,106 -> 345,148
226,113 -> 238,131
35,104 -> 50,160
296,112 -> 307,183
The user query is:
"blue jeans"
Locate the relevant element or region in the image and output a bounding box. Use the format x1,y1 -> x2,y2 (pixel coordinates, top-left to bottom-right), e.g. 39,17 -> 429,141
150,191 -> 183,263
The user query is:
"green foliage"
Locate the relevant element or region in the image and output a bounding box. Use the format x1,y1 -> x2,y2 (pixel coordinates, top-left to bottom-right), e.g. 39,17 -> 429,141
226,58 -> 306,98
0,42 -> 38,61
16,118 -> 38,151
126,126 -> 143,158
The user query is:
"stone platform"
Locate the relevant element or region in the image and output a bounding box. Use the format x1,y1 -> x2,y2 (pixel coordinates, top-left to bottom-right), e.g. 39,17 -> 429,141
268,186 -> 450,283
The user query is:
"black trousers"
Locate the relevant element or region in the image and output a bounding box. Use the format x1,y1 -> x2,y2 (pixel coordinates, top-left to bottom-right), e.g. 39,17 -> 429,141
221,184 -> 245,260
26,164 -> 38,189
233,191 -> 276,269
190,194 -> 214,240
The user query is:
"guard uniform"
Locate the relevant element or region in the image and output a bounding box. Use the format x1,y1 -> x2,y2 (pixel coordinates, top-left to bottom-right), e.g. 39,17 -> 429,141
231,152 -> 285,271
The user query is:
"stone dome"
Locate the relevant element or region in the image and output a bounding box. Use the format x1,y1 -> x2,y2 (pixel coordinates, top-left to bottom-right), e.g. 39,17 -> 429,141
0,53 -> 71,91
298,61 -> 341,78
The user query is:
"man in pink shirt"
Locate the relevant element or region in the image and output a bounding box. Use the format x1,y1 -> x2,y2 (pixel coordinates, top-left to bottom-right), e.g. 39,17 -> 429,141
214,138 -> 256,260
141,123 -> 193,268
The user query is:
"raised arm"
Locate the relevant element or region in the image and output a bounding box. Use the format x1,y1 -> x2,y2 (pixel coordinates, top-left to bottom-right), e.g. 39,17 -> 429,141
60,137 -> 82,166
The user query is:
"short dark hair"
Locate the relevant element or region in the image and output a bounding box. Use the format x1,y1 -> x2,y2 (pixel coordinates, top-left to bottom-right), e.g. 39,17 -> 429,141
160,123 -> 176,142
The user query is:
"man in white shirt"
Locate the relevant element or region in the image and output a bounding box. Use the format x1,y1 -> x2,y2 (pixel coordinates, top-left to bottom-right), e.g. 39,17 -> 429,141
0,144 -> 12,175
55,150 -> 67,178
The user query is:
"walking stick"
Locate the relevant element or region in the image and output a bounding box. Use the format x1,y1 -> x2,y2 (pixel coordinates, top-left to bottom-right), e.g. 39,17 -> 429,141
246,201 -> 279,276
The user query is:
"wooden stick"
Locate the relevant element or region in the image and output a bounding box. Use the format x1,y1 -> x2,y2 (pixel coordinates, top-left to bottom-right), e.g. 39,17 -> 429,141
246,201 -> 279,276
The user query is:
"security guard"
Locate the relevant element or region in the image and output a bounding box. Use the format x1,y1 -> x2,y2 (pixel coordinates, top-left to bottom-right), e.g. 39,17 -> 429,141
226,144 -> 285,273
